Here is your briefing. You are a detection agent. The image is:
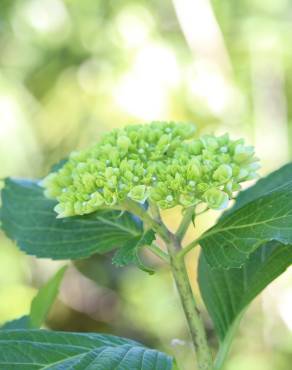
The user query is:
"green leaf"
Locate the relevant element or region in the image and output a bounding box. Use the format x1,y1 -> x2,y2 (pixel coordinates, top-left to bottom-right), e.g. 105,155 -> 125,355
1,266 -> 66,330
0,178 -> 143,260
198,241 -> 292,341
72,345 -> 172,370
225,162 -> 292,215
1,316 -> 30,330
197,165 -> 292,366
112,230 -> 156,273
30,266 -> 67,328
0,329 -> 173,369
200,181 -> 292,268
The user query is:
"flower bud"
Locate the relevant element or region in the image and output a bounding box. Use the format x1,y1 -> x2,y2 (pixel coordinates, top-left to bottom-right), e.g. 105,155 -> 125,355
201,135 -> 219,151
179,193 -> 197,207
42,122 -> 259,216
237,168 -> 249,180
213,164 -> 232,183
117,135 -> 131,151
128,185 -> 148,203
103,189 -> 117,206
217,133 -> 229,146
196,183 -> 209,193
234,144 -> 254,164
189,140 -> 203,155
54,203 -> 74,218
187,160 -> 202,179
174,122 -> 196,139
89,192 -> 105,207
203,188 -> 229,210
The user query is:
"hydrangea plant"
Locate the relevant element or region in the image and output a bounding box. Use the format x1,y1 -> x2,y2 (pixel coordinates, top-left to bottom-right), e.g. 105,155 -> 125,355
1,121 -> 292,370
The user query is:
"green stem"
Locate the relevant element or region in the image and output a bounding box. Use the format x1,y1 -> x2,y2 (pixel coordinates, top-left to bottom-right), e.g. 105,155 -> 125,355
177,237 -> 200,259
123,199 -> 171,243
168,236 -> 213,370
123,199 -> 213,369
176,206 -> 195,241
148,242 -> 170,263
149,201 -> 162,222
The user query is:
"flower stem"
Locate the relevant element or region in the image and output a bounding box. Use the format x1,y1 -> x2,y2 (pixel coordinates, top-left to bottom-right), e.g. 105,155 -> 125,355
123,199 -> 171,243
148,242 -> 170,263
123,199 -> 213,369
176,206 -> 195,241
167,236 -> 213,370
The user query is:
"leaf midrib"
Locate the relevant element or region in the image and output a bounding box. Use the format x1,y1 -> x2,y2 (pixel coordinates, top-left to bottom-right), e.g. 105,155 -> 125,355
40,352 -> 87,369
0,352 -> 85,369
96,215 -> 141,237
4,203 -> 138,237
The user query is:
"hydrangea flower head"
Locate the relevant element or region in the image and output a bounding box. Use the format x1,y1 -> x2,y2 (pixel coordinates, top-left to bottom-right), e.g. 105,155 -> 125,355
42,122 -> 260,217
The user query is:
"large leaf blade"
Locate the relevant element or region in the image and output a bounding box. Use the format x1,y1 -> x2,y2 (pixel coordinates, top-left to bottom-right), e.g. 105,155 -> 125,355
198,241 -> 292,341
75,345 -> 172,370
197,165 -> 292,364
226,162 -> 292,214
0,330 -> 173,369
1,316 -> 30,330
0,178 -> 142,260
200,181 -> 292,268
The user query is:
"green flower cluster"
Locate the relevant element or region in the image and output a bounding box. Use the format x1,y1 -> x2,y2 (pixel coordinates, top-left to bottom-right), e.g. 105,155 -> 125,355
42,122 -> 260,218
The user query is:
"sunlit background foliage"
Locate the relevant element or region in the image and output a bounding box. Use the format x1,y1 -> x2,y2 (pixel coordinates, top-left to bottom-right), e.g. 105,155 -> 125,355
0,1 -> 292,369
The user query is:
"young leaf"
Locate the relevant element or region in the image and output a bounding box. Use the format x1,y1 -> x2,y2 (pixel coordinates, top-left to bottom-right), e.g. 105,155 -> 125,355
200,181 -> 292,268
198,241 -> 292,341
0,329 -> 173,369
30,265 -> 67,328
112,230 -> 156,273
0,178 -> 143,260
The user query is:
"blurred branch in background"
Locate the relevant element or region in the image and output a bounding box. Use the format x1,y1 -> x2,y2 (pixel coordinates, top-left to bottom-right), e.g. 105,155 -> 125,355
172,0 -> 232,75
250,36 -> 289,167
172,0 -> 244,130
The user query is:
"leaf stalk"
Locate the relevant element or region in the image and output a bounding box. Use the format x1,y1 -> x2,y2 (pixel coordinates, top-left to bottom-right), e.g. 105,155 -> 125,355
176,206 -> 196,241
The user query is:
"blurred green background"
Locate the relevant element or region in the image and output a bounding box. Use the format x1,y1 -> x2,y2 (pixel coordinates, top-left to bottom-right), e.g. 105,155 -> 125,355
1,0 -> 292,369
